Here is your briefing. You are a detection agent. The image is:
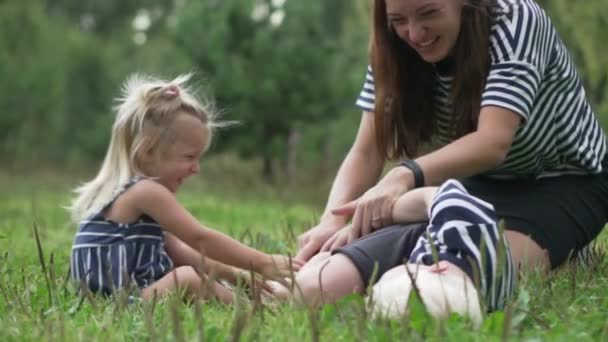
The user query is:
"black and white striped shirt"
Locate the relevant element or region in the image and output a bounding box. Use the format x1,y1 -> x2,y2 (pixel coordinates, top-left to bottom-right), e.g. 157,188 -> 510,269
409,180 -> 515,311
356,0 -> 606,178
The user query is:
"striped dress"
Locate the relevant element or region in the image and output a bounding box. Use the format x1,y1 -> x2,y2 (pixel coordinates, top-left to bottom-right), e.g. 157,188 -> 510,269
409,180 -> 515,312
356,0 -> 607,178
70,178 -> 173,296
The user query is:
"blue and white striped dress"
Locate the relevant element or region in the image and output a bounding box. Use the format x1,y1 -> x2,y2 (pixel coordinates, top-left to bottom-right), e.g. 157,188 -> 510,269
70,179 -> 173,296
409,180 -> 515,312
356,0 -> 607,178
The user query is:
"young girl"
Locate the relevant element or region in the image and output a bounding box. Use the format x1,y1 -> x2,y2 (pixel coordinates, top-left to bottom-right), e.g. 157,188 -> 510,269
276,179 -> 514,326
369,179 -> 514,326
69,74 -> 302,302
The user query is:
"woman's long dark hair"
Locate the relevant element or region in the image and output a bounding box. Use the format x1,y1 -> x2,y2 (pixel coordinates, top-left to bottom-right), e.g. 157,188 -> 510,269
371,0 -> 496,159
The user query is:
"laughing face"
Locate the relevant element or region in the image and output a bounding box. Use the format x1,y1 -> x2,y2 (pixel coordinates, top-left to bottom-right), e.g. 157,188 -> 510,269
385,0 -> 464,63
143,113 -> 210,193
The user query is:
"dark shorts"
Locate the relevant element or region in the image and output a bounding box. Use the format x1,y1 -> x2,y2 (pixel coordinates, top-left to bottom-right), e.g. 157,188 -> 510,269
335,173 -> 608,286
461,173 -> 608,268
334,223 -> 427,288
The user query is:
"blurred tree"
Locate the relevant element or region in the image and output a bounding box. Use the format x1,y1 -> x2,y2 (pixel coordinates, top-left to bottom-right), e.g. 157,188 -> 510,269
172,0 -> 368,181
2,0 -> 605,175
42,0 -> 171,36
0,0 -> 115,164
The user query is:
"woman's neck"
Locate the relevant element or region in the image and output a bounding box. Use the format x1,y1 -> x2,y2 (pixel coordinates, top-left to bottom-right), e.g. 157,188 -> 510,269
433,56 -> 455,76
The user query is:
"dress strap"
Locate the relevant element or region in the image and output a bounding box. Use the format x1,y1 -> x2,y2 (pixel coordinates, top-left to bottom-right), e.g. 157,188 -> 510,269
98,176 -> 147,213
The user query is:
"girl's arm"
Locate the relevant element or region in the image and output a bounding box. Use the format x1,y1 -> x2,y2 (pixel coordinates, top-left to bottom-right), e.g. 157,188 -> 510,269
131,181 -> 301,277
164,233 -> 238,280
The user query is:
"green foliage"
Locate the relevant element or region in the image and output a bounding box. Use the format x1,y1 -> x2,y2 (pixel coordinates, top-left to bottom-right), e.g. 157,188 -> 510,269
172,0 -> 368,179
1,0 -> 607,179
0,0 -> 118,164
538,0 -> 608,123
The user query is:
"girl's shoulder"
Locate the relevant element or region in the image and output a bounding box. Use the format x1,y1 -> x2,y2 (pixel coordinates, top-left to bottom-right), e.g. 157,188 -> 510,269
120,178 -> 180,217
108,177 -> 154,203
100,177 -> 168,224
119,178 -> 175,213
125,178 -> 170,199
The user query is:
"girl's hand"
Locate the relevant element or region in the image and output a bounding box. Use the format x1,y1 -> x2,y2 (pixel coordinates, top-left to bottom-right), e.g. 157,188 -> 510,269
332,167 -> 412,244
320,225 -> 353,252
230,268 -> 274,293
259,255 -> 303,280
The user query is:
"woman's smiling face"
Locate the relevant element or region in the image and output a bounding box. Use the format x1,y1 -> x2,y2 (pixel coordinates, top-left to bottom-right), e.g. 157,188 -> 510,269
385,0 -> 464,63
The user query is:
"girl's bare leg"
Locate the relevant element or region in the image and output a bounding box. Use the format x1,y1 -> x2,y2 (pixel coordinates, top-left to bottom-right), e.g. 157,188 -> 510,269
141,266 -> 233,303
504,230 -> 550,276
271,251 -> 333,300
274,252 -> 364,305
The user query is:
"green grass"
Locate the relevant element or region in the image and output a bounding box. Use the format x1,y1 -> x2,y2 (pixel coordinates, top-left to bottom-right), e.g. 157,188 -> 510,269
1,173 -> 608,341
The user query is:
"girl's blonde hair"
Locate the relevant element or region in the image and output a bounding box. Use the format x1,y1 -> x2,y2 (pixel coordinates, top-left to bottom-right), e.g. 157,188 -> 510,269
370,264 -> 483,328
69,74 -> 218,222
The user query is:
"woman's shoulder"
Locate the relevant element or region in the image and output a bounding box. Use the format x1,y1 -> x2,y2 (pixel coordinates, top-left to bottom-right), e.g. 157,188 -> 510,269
492,0 -> 552,30
493,0 -> 544,17
489,0 -> 555,61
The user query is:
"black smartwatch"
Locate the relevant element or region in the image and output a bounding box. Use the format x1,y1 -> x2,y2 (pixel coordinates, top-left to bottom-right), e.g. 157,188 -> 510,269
399,159 -> 425,188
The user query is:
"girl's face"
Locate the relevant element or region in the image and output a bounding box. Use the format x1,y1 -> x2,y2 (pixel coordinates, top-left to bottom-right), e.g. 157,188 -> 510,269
385,0 -> 464,63
145,113 -> 209,193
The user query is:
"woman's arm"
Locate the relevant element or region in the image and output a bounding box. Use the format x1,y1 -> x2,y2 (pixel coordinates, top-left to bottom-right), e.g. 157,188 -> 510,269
321,111 -> 386,223
413,106 -> 521,186
331,106 -> 521,241
324,187 -> 438,249
296,111 -> 386,261
131,180 -> 302,277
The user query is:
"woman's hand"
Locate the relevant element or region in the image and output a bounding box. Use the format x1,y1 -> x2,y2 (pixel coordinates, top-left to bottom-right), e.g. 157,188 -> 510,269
320,225 -> 354,252
332,167 -> 412,244
296,218 -> 345,262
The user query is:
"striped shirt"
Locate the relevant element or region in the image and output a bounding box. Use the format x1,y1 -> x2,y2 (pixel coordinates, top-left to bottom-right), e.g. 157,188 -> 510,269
356,0 -> 607,178
70,178 -> 173,296
409,180 -> 515,312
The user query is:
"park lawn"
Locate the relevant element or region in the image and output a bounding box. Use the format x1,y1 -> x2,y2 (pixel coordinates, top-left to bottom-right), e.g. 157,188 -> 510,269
1,174 -> 608,341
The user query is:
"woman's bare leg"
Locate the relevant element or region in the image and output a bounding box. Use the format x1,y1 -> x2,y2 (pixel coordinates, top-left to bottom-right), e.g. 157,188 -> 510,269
141,266 -> 233,303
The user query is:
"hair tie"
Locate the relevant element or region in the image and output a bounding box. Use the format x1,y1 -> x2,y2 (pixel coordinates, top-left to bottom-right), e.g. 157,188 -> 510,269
164,85 -> 179,98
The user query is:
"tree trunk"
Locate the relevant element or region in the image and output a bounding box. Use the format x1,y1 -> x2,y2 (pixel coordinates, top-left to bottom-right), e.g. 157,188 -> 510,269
320,133 -> 333,175
262,154 -> 274,183
286,127 -> 301,181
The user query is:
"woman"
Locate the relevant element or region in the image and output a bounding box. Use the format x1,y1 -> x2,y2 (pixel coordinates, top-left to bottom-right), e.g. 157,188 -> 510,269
293,0 -> 608,305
